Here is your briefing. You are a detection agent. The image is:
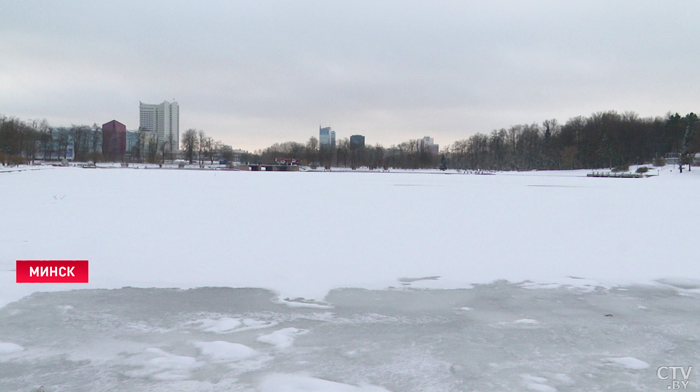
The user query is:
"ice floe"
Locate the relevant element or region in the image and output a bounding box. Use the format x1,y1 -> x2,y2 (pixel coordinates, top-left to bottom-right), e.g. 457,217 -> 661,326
0,342 -> 24,355
257,328 -> 309,349
602,356 -> 650,370
259,373 -> 391,392
194,341 -> 258,361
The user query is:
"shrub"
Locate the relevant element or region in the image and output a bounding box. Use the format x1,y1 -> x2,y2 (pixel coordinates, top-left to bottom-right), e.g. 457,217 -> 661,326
653,157 -> 666,167
86,152 -> 104,163
0,152 -> 7,166
636,166 -> 649,174
611,165 -> 629,173
9,155 -> 27,166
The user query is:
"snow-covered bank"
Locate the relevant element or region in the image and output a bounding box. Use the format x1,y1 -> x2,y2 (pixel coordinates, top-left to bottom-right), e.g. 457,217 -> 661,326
1,167 -> 700,308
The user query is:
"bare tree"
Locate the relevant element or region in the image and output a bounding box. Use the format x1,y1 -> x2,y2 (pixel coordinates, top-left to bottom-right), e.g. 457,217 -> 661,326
56,128 -> 70,160
210,139 -> 221,163
198,130 -> 207,164
204,136 -> 214,164
167,131 -> 175,162
90,124 -> 102,155
146,133 -> 159,163
40,129 -> 53,160
680,113 -> 698,172
70,125 -> 90,161
221,145 -> 234,162
182,129 -> 199,164
305,136 -> 319,165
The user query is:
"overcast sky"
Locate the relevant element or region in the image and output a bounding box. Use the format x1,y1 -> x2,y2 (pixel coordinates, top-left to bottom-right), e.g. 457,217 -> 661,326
2,1 -> 699,151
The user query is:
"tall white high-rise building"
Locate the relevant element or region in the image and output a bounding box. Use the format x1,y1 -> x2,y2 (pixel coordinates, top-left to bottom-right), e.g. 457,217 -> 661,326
139,100 -> 179,152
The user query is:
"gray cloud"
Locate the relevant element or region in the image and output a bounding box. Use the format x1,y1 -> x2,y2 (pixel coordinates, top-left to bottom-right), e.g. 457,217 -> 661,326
2,0 -> 700,150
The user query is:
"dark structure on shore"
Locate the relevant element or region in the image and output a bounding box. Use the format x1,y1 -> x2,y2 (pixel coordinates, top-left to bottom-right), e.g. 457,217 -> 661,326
102,120 -> 126,161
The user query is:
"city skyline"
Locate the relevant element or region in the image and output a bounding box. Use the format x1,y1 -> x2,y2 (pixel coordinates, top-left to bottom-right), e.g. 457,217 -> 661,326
2,1 -> 700,151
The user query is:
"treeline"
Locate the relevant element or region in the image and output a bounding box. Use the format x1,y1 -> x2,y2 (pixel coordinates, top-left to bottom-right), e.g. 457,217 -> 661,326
252,111 -> 700,170
252,138 -> 438,169
0,116 -> 236,165
443,111 -> 699,171
0,116 -> 105,164
0,116 -> 50,164
180,129 -> 236,164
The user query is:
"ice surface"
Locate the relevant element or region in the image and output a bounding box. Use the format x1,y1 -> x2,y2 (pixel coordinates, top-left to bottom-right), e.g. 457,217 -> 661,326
196,317 -> 242,333
259,373 -> 391,392
521,375 -> 558,391
1,167 -> 699,390
192,317 -> 278,333
656,278 -> 700,290
1,167 -> 700,308
514,318 -> 539,324
124,348 -> 200,381
0,342 -> 24,355
257,328 -> 309,349
193,341 -> 258,361
602,356 -> 650,370
0,284 -> 698,391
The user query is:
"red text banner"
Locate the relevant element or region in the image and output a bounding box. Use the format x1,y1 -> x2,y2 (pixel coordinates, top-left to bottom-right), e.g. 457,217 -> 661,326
16,260 -> 89,283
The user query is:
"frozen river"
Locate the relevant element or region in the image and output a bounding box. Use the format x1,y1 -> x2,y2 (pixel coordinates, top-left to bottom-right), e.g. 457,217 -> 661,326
1,282 -> 698,391
1,166 -> 699,391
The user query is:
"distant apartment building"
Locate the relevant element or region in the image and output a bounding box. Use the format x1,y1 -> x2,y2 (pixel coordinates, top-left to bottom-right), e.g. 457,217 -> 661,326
35,129 -> 77,160
419,136 -> 439,155
125,131 -> 142,156
139,100 -> 179,152
350,135 -> 365,149
36,127 -> 105,161
102,120 -> 127,159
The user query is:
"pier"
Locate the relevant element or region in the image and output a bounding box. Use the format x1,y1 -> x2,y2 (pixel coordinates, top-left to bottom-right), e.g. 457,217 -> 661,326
587,172 -> 644,178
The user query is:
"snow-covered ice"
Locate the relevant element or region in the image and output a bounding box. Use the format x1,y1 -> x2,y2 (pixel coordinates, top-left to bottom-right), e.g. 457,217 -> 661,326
0,282 -> 697,391
194,341 -> 258,361
514,318 -> 539,324
257,328 -> 309,349
192,317 -> 277,334
521,374 -> 558,392
197,317 -> 243,333
602,356 -> 650,370
0,342 -> 24,355
1,166 -> 699,391
124,348 -> 200,381
1,167 -> 700,306
259,373 -> 391,392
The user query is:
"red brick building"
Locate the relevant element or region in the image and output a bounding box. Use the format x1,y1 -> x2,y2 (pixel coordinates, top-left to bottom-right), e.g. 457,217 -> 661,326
102,120 -> 126,160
